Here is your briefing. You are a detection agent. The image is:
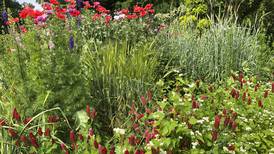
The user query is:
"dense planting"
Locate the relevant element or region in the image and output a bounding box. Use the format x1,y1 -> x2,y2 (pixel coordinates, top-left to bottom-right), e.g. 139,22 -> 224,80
0,0 -> 273,154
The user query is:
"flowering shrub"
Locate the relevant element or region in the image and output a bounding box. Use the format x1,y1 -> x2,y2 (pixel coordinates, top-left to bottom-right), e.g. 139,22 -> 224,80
1,73 -> 273,153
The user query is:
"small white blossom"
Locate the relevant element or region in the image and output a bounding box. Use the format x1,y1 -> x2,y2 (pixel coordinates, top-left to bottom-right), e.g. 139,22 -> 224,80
113,128 -> 125,135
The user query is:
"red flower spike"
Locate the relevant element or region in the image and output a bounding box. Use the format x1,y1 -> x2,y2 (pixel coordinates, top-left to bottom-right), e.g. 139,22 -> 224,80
60,143 -> 66,151
70,130 -> 76,143
224,116 -> 230,127
29,132 -> 39,148
78,133 -> 84,141
110,145 -> 115,154
12,108 -> 21,121
89,128 -> 94,136
212,130 -> 218,141
128,134 -> 136,146
37,127 -> 43,136
140,96 -> 147,106
148,9 -> 155,14
223,109 -> 227,115
214,115 -> 221,129
44,128 -> 51,137
232,121 -> 237,130
232,112 -> 237,119
127,14 -> 138,20
258,100 -> 263,108
272,82 -> 274,93
94,140 -> 99,149
242,92 -> 246,102
90,108 -> 97,119
144,4 -> 153,10
8,128 -> 17,138
248,97 -> 252,105
20,135 -> 28,145
23,117 -> 32,125
264,90 -> 269,98
86,105 -> 91,117
48,115 -> 59,123
105,15 -> 112,24
98,144 -> 107,154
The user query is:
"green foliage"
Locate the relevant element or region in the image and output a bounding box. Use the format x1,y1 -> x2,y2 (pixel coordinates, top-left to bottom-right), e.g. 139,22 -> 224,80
156,19 -> 262,81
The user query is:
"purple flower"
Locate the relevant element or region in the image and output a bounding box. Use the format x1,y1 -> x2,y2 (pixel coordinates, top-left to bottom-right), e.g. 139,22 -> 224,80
2,11 -> 8,25
69,35 -> 74,49
76,0 -> 83,10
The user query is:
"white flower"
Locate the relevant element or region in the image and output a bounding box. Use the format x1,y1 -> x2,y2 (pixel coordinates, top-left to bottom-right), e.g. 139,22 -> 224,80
192,141 -> 199,149
113,128 -> 125,135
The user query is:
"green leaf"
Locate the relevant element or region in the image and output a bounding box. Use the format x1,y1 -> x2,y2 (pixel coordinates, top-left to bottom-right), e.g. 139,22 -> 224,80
189,116 -> 197,125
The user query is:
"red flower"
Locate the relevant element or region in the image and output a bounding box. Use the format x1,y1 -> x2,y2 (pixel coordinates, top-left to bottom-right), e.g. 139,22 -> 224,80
148,9 -> 155,14
192,100 -> 200,109
222,109 -> 227,115
8,128 -> 17,138
92,13 -> 101,21
242,92 -> 247,102
272,82 -> 274,93
86,105 -> 91,116
139,11 -> 147,17
248,96 -> 252,105
224,116 -> 230,127
110,145 -> 115,154
127,14 -> 138,20
70,130 -> 76,143
19,6 -> 33,19
42,3 -> 52,10
105,15 -> 112,24
78,133 -> 84,141
120,9 -> 129,15
144,4 -> 153,10
137,113 -> 144,120
37,127 -> 43,136
134,5 -> 144,13
56,12 -> 66,20
90,108 -> 97,119
44,128 -> 51,137
61,143 -> 66,151
128,134 -> 136,146
89,128 -> 94,136
48,115 -> 60,123
98,144 -> 107,154
19,25 -> 27,33
29,132 -> 39,148
23,117 -> 32,125
94,140 -> 99,149
258,100 -> 263,108
96,5 -> 109,14
50,0 -> 59,5
12,108 -> 21,121
69,9 -> 81,17
264,90 -> 269,98
214,115 -> 221,129
20,135 -> 28,145
212,130 -> 218,141
232,121 -> 237,130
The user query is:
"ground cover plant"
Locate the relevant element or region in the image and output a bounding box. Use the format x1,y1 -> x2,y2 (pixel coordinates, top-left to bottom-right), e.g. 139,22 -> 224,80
0,0 -> 273,153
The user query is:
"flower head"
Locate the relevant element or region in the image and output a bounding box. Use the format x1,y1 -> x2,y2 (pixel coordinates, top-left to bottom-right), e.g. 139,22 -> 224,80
69,35 -> 74,49
12,108 -> 21,121
2,11 -> 8,25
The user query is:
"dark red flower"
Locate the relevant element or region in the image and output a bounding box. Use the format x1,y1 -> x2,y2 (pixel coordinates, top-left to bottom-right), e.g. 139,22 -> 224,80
98,144 -> 107,154
139,11 -> 147,17
120,9 -> 129,15
48,115 -> 59,123
133,5 -> 144,13
12,108 -> 21,121
127,14 -> 138,20
70,130 -> 76,143
37,127 -> 43,136
19,25 -> 27,33
89,128 -> 94,136
128,134 -> 136,146
29,132 -> 39,148
42,3 -> 52,10
86,105 -> 91,116
105,15 -> 112,24
78,133 -> 84,141
56,12 -> 66,20
242,92 -> 247,102
264,90 -> 269,98
272,82 -> 274,93
94,140 -> 99,149
60,143 -> 67,151
8,128 -> 17,138
137,113 -> 144,120
224,116 -> 230,127
20,135 -> 28,145
69,9 -> 81,17
23,117 -> 32,125
248,96 -> 252,105
110,145 -> 115,154
96,5 -> 109,14
192,100 -> 200,109
258,100 -> 263,108
214,115 -> 221,129
232,121 -> 237,130
212,130 -> 218,141
44,128 -> 51,137
90,108 -> 97,119
148,9 -> 155,14
222,109 -> 227,115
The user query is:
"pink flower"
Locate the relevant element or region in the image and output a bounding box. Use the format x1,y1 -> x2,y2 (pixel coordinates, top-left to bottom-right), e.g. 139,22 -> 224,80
98,144 -> 107,154
140,96 -> 147,106
70,130 -> 76,143
105,15 -> 112,24
50,0 -> 59,5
